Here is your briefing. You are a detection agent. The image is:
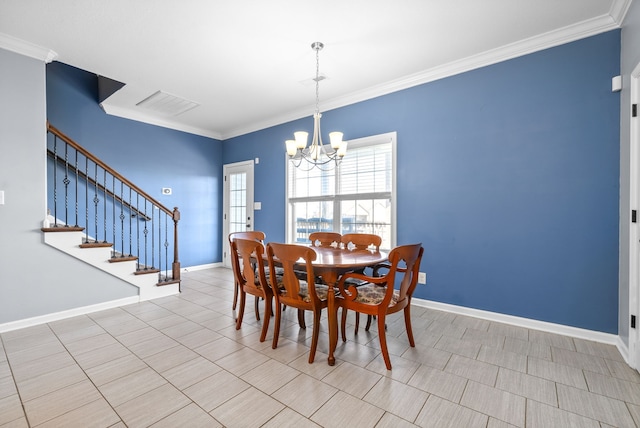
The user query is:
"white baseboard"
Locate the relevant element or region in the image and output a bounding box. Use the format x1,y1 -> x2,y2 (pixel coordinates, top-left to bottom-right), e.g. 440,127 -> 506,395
0,296 -> 140,333
182,262 -> 222,272
412,297 -> 628,363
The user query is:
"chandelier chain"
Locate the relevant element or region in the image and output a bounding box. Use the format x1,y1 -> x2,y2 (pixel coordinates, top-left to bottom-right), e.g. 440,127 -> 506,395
315,45 -> 320,115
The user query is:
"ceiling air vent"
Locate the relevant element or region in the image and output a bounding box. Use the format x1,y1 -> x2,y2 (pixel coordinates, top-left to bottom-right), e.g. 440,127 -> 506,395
136,90 -> 199,116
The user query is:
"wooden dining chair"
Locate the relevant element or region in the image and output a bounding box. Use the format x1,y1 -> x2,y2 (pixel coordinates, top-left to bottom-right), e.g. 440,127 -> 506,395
267,242 -> 329,363
341,233 -> 381,251
232,238 -> 273,342
309,232 -> 342,248
228,231 -> 266,310
336,243 -> 424,370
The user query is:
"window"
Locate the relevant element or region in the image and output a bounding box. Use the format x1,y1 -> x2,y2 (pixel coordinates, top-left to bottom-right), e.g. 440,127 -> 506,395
286,132 -> 396,251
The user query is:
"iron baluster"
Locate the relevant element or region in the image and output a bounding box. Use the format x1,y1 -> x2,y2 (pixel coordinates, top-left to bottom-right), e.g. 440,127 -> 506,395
84,157 -> 89,243
143,198 -> 148,270
120,181 -> 125,258
128,187 -> 133,256
103,169 -> 107,243
52,135 -> 58,227
151,204 -> 155,269
112,175 -> 116,257
136,193 -> 140,270
93,163 -> 99,243
164,212 -> 169,281
74,149 -> 79,227
63,143 -> 70,226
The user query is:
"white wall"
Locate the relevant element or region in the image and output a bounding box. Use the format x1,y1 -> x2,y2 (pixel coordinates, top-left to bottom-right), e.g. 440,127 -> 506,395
0,48 -> 137,326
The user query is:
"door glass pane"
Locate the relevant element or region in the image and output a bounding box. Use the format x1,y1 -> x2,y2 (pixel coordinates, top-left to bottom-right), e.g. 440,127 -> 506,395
229,172 -> 247,234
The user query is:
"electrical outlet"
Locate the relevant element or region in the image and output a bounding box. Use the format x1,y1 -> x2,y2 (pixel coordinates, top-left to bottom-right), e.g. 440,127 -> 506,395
418,272 -> 426,284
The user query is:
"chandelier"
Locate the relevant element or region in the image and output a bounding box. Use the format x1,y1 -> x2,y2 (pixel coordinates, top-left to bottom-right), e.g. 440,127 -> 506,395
285,42 -> 347,171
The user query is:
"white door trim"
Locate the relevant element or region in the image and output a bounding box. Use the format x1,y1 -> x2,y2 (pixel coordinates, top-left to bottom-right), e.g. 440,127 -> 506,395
629,62 -> 640,369
222,160 -> 254,268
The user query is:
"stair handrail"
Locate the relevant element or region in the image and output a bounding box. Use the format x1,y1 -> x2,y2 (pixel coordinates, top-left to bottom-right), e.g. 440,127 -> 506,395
46,121 -> 181,283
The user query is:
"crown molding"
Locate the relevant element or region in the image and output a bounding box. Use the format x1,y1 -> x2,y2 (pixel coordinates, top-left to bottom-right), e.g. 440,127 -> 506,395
100,102 -> 223,140
222,11 -> 623,140
0,32 -> 57,63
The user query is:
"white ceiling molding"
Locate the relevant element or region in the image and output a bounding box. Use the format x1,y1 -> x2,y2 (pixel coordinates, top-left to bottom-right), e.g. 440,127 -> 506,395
220,13 -> 623,140
610,0 -> 634,24
0,32 -> 57,63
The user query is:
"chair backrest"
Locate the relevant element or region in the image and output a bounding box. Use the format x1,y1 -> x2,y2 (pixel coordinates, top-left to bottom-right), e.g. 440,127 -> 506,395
341,233 -> 382,251
232,238 -> 269,291
386,243 -> 424,303
228,230 -> 266,244
309,232 -> 342,248
267,242 -> 318,306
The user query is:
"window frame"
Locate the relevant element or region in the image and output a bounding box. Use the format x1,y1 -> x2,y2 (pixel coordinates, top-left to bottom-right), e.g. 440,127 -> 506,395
285,131 -> 397,250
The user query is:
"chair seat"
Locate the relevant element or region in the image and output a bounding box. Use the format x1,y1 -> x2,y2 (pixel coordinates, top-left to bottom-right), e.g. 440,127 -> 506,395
351,284 -> 399,307
275,280 -> 329,302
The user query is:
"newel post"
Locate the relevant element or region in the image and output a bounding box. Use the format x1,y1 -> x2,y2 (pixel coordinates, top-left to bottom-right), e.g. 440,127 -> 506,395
172,207 -> 181,284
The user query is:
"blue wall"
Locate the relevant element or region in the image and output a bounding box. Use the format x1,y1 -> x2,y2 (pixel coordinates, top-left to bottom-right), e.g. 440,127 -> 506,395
224,31 -> 621,333
46,62 -> 223,267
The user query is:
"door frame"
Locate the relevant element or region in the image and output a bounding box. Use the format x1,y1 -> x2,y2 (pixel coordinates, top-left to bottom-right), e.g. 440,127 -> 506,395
222,160 -> 254,268
629,62 -> 640,369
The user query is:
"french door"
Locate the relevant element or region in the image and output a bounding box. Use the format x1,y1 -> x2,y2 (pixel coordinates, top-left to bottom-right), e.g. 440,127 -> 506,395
222,160 -> 254,268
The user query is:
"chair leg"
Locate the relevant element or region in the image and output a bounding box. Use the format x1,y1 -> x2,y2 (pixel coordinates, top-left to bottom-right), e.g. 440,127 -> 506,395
259,295 -> 272,342
272,300 -> 282,349
404,305 -> 415,347
308,309 -> 321,363
377,314 -> 392,370
365,315 -> 373,331
354,312 -> 360,335
254,296 -> 260,321
235,289 -> 246,330
297,309 -> 306,329
232,281 -> 239,310
340,307 -> 348,342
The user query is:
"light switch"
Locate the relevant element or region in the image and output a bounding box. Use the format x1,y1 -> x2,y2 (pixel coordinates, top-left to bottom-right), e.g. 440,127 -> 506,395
0,190 -> 4,205
254,201 -> 262,210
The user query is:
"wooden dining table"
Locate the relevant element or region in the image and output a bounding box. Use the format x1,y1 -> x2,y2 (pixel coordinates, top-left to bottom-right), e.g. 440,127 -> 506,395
301,245 -> 388,365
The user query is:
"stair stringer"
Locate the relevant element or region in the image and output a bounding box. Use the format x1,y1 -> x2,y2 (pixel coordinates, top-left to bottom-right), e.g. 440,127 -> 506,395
43,230 -> 179,301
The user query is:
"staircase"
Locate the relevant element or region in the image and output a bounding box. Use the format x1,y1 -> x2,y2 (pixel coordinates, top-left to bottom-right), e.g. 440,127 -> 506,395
42,123 -> 181,301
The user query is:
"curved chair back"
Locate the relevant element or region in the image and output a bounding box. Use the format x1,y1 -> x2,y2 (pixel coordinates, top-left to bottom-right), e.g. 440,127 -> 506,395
341,233 -> 381,251
309,232 -> 342,248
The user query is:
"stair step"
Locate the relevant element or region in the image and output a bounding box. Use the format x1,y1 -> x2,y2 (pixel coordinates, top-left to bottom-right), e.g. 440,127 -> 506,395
41,226 -> 84,232
79,242 -> 113,248
135,268 -> 160,275
109,255 -> 138,263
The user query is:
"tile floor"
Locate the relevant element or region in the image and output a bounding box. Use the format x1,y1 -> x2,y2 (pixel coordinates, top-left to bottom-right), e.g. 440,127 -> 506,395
1,267 -> 640,427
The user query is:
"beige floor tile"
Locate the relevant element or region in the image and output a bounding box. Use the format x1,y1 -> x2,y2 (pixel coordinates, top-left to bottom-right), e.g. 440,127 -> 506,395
142,344 -> 199,373
487,417 -> 519,428
375,412 -> 419,428
5,340 -> 68,367
287,351 -> 341,380
462,328 -> 506,349
210,386 -> 285,427
272,374 -> 337,417
63,332 -> 120,356
584,370 -> 640,405
183,370 -> 249,412
401,344 -> 452,370
556,383 -> 635,427
495,367 -> 557,406
0,394 -> 25,426
16,363 -> 87,402
36,398 -> 121,428
47,315 -> 97,335
114,383 -> 191,427
22,379 -> 101,426
526,399 -> 600,428
423,320 -> 466,340
0,376 -> 17,401
161,356 -> 222,390
503,337 -> 551,360
573,338 -> 625,362
240,359 -> 301,395
364,377 -> 429,422
551,347 -> 610,375
173,326 -> 223,349
414,395 -> 488,428
322,361 -> 382,399
149,403 -> 221,428
477,345 -> 527,372
434,335 -> 481,359
528,330 -> 576,351
100,367 -> 167,407
113,325 -> 164,346
160,320 -> 203,340
628,402 -> 640,426
85,353 -> 147,386
605,358 -> 640,383
407,364 -> 467,403
10,351 -> 76,383
261,407 -> 322,428
444,354 -> 498,386
72,342 -> 132,370
527,356 -> 588,389
487,322 -> 529,341
460,381 -> 525,427
311,390 -> 385,427
193,336 -> 245,362
365,354 -> 421,384
54,323 -> 106,344
258,337 -> 311,364
127,334 -> 180,359
215,346 -> 271,376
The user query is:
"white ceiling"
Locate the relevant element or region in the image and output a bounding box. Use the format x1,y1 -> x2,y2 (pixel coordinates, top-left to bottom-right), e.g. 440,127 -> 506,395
0,0 -> 631,140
